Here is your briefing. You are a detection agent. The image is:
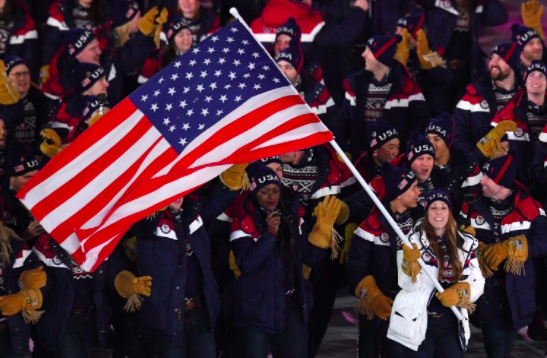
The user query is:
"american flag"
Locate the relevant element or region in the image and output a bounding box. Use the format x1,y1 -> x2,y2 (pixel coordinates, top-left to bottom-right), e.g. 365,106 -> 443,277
17,20 -> 333,271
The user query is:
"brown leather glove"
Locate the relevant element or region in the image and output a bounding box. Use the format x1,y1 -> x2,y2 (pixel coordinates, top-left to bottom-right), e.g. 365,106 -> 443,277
522,0 -> 545,40
0,60 -> 19,105
394,28 -> 411,66
354,275 -> 393,320
220,163 -> 250,191
340,222 -> 357,264
402,243 -> 421,282
478,241 -> 493,278
309,196 -> 342,251
115,271 -> 152,312
0,288 -> 43,323
40,65 -> 50,85
229,250 -> 241,278
483,235 -> 528,275
436,282 -> 472,308
476,121 -> 517,159
40,129 -> 62,159
335,201 -> 349,225
138,6 -> 168,48
20,266 -> 47,290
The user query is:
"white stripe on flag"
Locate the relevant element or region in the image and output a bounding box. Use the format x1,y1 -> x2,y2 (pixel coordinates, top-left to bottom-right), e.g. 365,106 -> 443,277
254,122 -> 331,149
81,235 -> 119,271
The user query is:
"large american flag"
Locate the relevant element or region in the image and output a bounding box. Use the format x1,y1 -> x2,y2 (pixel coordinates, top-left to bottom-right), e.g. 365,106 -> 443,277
17,20 -> 333,271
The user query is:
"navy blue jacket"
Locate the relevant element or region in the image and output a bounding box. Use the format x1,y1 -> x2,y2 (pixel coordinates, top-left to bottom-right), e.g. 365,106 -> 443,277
229,193 -> 328,334
31,235 -> 123,352
416,0 -> 507,78
132,180 -> 236,342
1,239 -> 46,354
459,183 -> 547,330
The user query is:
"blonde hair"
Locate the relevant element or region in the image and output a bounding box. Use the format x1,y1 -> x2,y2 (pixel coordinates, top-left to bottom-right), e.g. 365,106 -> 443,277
0,221 -> 22,267
113,16 -> 138,48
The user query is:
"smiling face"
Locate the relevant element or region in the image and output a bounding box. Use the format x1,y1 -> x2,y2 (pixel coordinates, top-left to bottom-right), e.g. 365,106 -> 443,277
427,200 -> 449,234
274,34 -> 292,57
373,138 -> 400,165
75,39 -> 101,65
174,28 -> 193,53
397,180 -> 420,209
7,64 -> 30,97
522,38 -> 543,64
256,183 -> 280,211
489,53 -> 512,81
426,134 -> 448,161
410,155 -> 434,182
526,70 -> 547,96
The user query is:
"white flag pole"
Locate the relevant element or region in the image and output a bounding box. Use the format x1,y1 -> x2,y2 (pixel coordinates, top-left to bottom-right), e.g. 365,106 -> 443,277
229,7 -> 463,321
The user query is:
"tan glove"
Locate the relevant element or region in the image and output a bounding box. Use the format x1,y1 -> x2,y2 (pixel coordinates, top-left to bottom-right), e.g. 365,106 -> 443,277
354,275 -> 393,320
476,121 -> 518,159
340,222 -> 357,264
436,282 -> 475,311
20,266 -> 47,290
138,6 -> 169,47
0,288 -> 44,323
402,243 -> 421,282
229,250 -> 241,278
115,271 -> 152,312
459,224 -> 476,237
89,113 -> 105,127
220,163 -> 250,191
335,201 -> 349,225
40,65 -> 50,85
40,129 -> 62,159
394,28 -> 411,66
522,0 -> 545,40
0,60 -> 19,105
309,196 -> 342,253
416,30 -> 446,69
483,235 -> 528,275
303,264 -> 312,280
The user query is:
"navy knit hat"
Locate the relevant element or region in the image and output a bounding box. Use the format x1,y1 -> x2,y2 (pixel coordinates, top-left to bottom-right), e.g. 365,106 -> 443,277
511,24 -> 541,49
426,113 -> 455,148
257,156 -> 282,167
406,131 -> 435,167
276,39 -> 304,73
248,164 -> 281,195
6,140 -> 40,177
367,120 -> 398,151
425,189 -> 452,213
64,28 -> 96,58
490,42 -> 521,72
166,16 -> 190,43
366,35 -> 402,67
109,0 -> 140,28
481,150 -> 516,189
81,95 -> 110,122
523,60 -> 547,83
74,62 -> 106,92
381,162 -> 418,202
4,55 -> 28,76
396,12 -> 425,38
276,17 -> 302,42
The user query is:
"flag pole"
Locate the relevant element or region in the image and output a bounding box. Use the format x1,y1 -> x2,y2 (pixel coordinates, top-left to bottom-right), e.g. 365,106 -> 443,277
228,7 -> 463,321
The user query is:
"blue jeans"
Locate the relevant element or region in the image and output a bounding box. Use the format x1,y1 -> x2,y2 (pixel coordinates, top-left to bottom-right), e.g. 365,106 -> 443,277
402,315 -> 463,358
237,299 -> 308,358
144,305 -> 216,358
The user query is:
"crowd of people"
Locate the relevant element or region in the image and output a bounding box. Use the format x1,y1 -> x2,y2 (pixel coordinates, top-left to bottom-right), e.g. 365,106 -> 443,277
0,0 -> 546,357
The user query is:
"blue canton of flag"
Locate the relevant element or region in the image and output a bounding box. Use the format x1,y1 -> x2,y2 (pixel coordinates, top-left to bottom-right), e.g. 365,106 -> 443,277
129,20 -> 292,154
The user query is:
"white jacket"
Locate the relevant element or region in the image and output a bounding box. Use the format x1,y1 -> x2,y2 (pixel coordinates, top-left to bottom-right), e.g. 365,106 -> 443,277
387,223 -> 485,351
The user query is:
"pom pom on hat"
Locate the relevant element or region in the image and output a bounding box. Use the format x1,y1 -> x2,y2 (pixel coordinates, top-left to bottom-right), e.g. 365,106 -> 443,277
276,17 -> 302,42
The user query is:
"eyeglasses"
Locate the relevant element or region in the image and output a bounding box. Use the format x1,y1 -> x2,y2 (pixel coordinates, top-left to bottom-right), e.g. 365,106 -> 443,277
9,71 -> 30,78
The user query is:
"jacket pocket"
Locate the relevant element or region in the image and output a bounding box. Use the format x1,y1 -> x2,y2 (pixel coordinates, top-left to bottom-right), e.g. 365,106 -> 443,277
389,294 -> 424,343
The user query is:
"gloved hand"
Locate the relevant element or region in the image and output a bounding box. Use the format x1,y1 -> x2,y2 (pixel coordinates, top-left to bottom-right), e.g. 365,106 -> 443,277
416,30 -> 446,69
303,264 -> 312,280
115,271 -> 152,312
459,224 -> 476,236
335,201 -> 349,225
309,196 -> 342,249
0,60 -> 19,105
0,288 -> 43,323
354,275 -> 393,320
138,6 -> 169,47
394,28 -> 411,66
20,266 -> 47,290
436,282 -> 471,308
229,250 -> 241,278
477,241 -> 493,278
40,129 -> 62,158
476,121 -> 517,159
40,65 -> 50,85
89,113 -> 105,127
402,243 -> 421,282
220,163 -> 250,191
483,235 -> 528,275
522,0 -> 545,40
340,222 -> 357,264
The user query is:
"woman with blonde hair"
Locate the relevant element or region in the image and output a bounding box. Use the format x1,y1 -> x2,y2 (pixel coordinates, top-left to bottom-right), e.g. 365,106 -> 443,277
387,190 -> 485,357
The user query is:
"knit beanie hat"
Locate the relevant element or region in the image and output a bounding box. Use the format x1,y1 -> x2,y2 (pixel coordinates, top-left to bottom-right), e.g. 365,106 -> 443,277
367,120 -> 399,151
64,28 -> 96,58
166,16 -> 191,43
81,95 -> 111,122
523,60 -> 547,84
4,55 -> 28,76
366,35 -> 402,67
257,156 -> 283,167
276,39 -> 304,73
276,17 -> 302,42
396,12 -> 425,38
74,62 -> 106,92
490,42 -> 521,72
249,164 -> 281,195
425,113 -> 455,148
481,150 -> 517,189
381,161 -> 418,202
109,0 -> 140,28
511,24 -> 541,49
6,140 -> 40,177
425,189 -> 452,212
406,131 -> 435,167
